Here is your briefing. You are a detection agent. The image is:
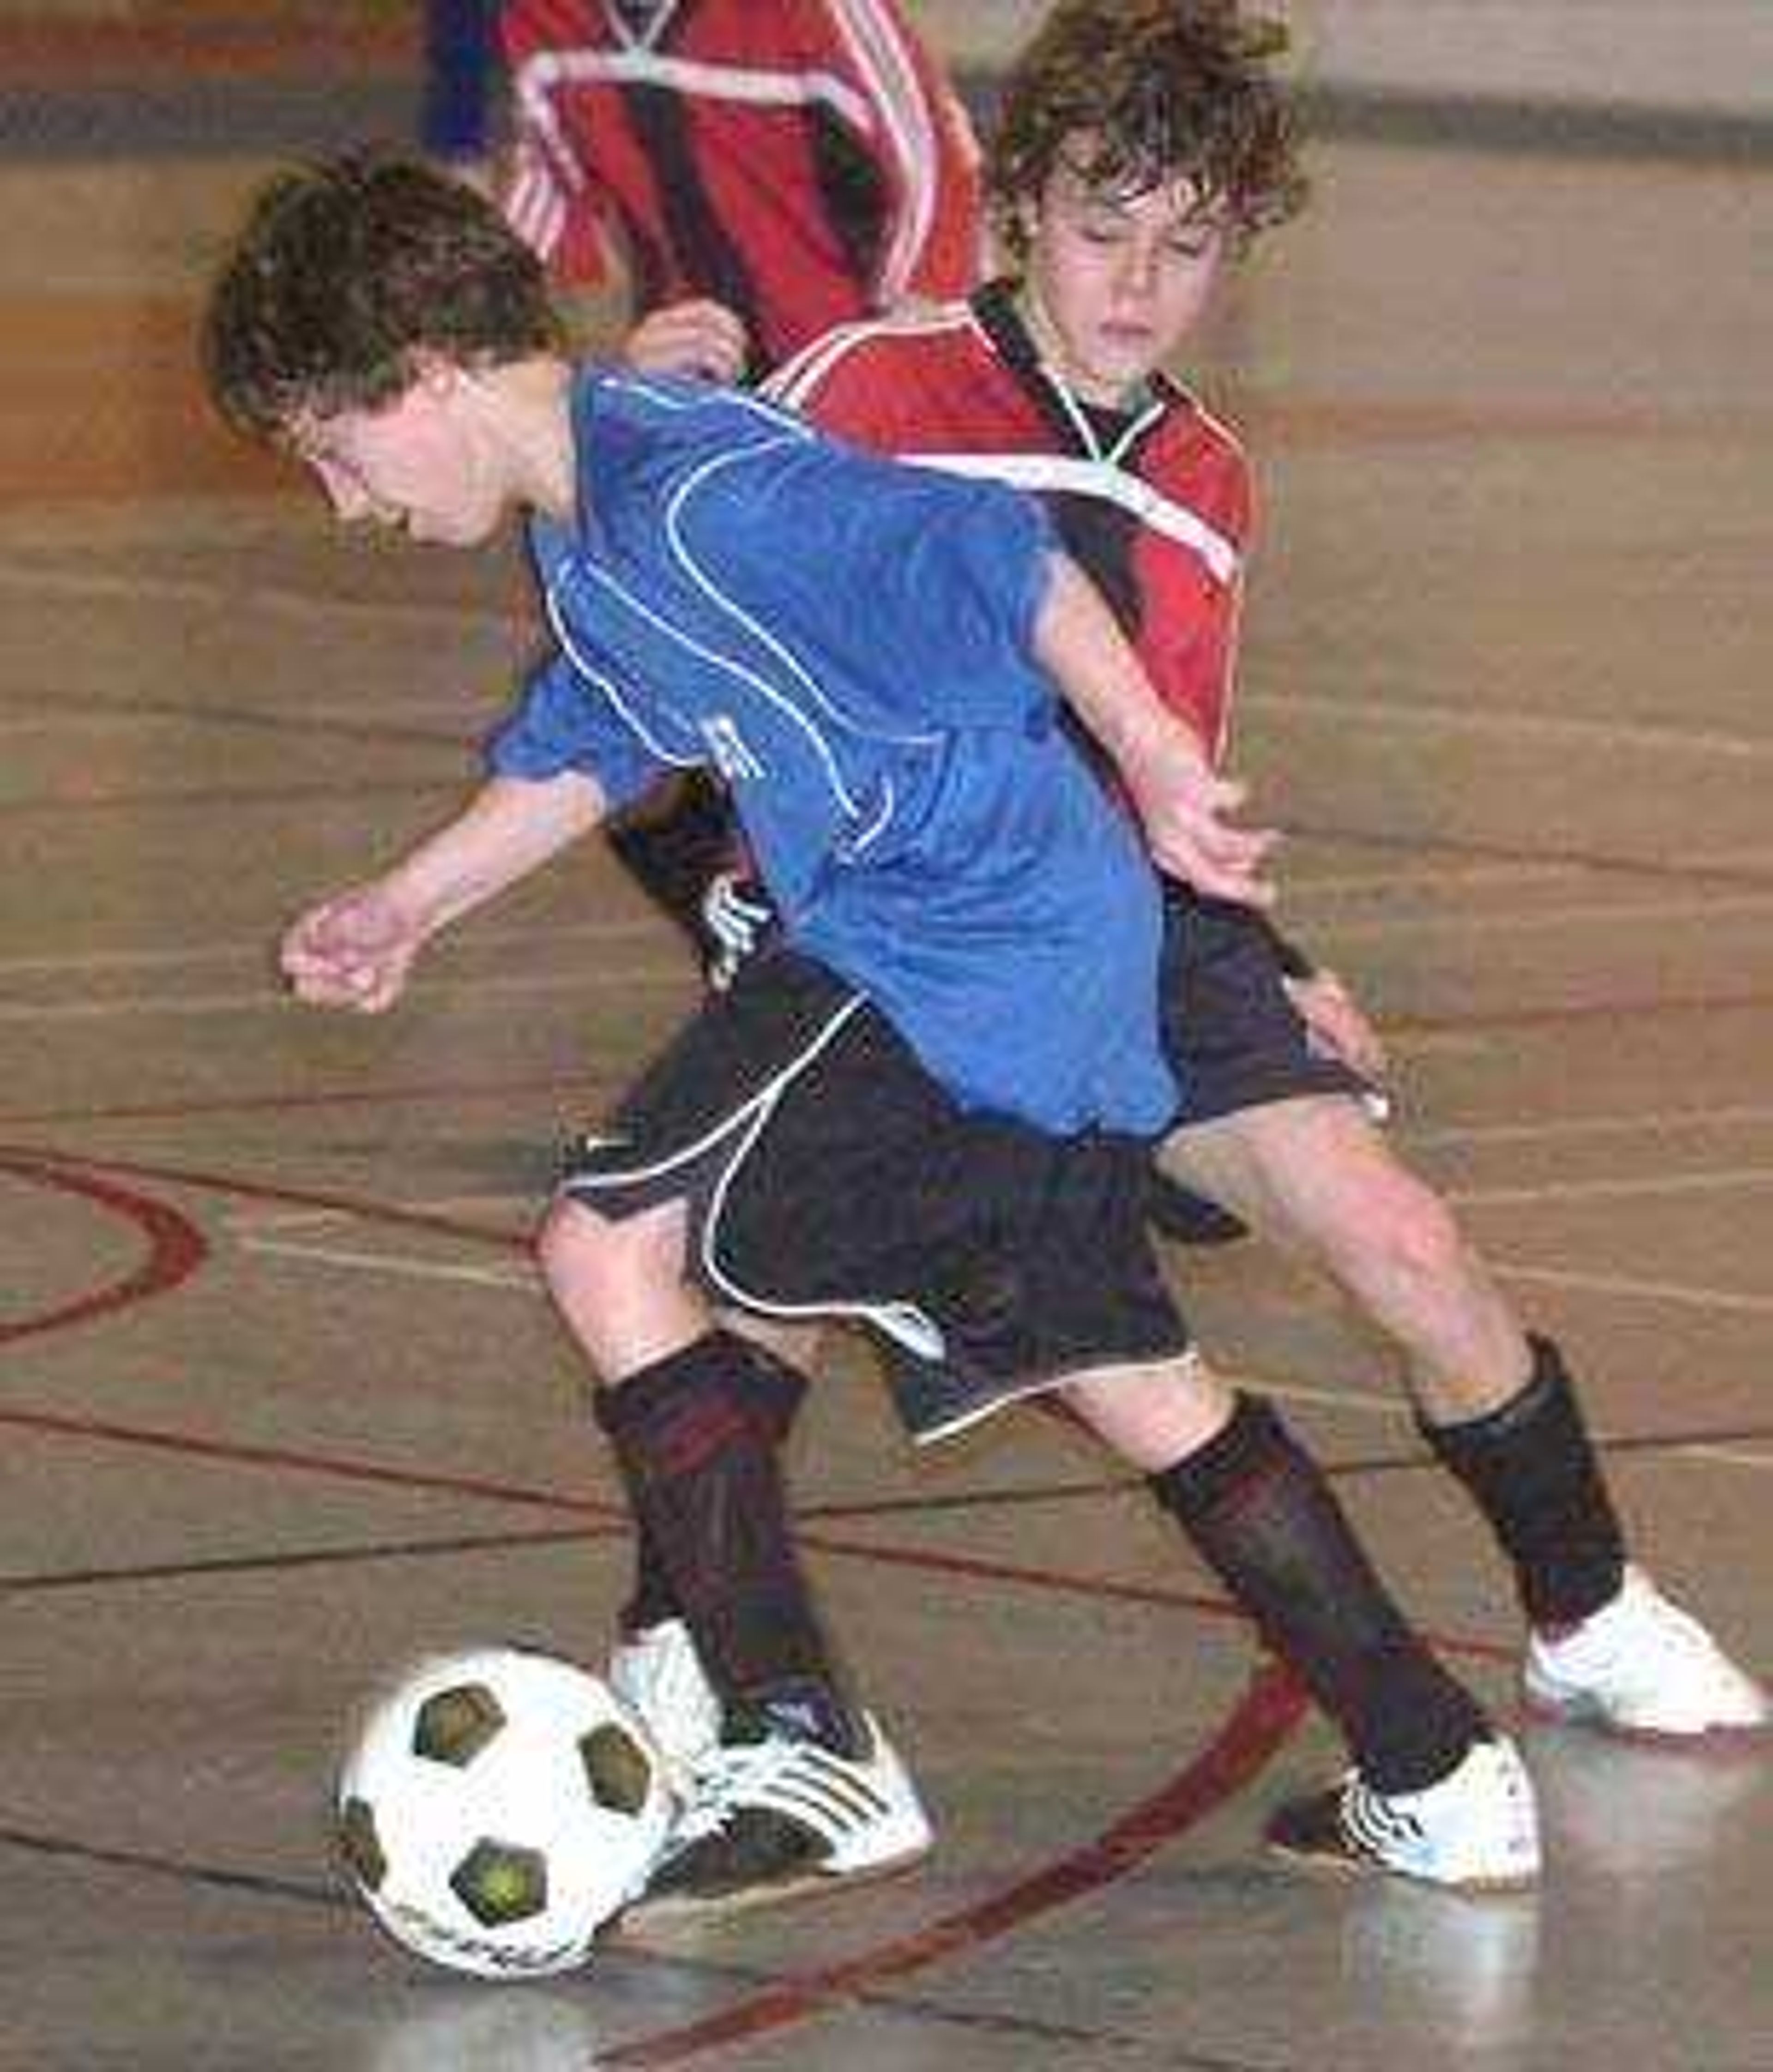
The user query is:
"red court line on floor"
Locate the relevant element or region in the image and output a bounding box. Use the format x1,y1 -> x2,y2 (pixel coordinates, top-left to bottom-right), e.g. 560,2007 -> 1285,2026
0,1401 -> 614,1520
0,1072 -> 609,1131
603,1663 -> 1308,2068
0,1143 -> 527,1251
0,1153 -> 206,1347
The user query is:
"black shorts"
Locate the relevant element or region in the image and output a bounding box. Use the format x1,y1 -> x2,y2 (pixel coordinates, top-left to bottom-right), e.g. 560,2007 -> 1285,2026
1160,888 -> 1371,1128
557,948 -> 1190,1444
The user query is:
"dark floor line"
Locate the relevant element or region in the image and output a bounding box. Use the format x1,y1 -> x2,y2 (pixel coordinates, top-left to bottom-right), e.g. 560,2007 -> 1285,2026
0,1817 -> 1278,2068
0,1821 -> 337,1910
1282,815 -> 1773,898
0,777 -> 464,819
11,1419 -> 1768,1601
0,1524 -> 608,1595
1395,990 -> 1773,1038
0,1141 -> 531,1249
1326,1427 -> 1773,1480
0,1067 -> 615,1131
0,1400 -> 609,1519
0,682 -> 486,752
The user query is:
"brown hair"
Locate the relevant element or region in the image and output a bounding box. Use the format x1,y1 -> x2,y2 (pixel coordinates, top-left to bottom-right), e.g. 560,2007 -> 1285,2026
987,1 -> 1307,260
202,151 -> 565,440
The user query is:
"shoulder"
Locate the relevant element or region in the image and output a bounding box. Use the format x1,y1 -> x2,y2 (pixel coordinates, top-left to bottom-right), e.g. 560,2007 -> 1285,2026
768,300 -> 980,408
501,1 -> 611,64
579,369 -> 808,484
1139,383 -> 1252,513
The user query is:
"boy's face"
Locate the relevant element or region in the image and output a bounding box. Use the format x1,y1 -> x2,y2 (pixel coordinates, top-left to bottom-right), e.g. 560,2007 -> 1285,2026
289,367 -> 507,548
1019,145 -> 1227,407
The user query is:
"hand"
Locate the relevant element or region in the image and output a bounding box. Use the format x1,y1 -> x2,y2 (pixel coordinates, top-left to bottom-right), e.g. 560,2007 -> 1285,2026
1128,747 -> 1280,908
623,299 -> 750,384
1284,966 -> 1390,1084
279,883 -> 423,1014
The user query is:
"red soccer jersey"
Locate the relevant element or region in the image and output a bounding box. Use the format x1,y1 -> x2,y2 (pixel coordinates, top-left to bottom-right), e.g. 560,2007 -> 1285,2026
501,0 -> 982,371
769,283 -> 1251,762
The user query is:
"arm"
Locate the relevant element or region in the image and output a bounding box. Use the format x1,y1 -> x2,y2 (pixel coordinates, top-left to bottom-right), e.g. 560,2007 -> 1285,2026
1032,554 -> 1277,906
281,769 -> 607,1013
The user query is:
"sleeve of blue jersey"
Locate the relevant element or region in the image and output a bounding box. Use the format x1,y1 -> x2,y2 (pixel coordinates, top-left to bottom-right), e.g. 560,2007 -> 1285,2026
485,651 -> 666,811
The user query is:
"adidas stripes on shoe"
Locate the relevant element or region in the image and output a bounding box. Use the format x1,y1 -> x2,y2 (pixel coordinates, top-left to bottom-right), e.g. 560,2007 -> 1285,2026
1265,1735 -> 1541,1892
628,1707 -> 933,1922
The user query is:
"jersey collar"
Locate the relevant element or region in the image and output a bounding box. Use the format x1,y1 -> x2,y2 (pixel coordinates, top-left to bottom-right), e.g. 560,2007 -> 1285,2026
969,277 -> 1177,469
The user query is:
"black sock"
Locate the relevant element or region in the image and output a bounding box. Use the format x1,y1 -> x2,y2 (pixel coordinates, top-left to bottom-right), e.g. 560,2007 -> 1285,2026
617,1338 -> 808,1636
1423,1333 -> 1626,1630
1150,1394 -> 1490,1793
595,1331 -> 850,1737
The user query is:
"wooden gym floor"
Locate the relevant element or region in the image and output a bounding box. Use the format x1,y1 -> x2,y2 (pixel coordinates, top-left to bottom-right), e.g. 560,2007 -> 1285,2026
1,10 -> 1769,2068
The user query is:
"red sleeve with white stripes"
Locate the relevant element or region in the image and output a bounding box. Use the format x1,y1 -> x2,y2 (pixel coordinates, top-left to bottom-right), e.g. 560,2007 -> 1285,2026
498,0 -> 621,287
818,0 -> 983,306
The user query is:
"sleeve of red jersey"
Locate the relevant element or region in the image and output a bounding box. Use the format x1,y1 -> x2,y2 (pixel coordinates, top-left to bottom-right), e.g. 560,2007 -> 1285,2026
498,1 -> 621,288
817,0 -> 984,307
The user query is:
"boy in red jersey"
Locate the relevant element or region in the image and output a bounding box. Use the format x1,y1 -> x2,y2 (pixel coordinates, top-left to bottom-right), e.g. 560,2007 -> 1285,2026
500,0 -> 982,380
629,0 -> 1764,1879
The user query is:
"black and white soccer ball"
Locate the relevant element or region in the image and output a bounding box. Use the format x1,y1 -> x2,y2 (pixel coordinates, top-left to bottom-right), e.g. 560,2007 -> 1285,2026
335,1646 -> 672,1978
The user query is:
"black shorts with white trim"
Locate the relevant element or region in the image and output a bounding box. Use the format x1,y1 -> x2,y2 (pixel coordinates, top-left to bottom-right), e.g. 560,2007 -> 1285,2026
557,946 -> 1190,1443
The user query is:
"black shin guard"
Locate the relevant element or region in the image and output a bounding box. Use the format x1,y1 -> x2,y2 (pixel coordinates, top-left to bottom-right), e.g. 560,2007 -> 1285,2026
595,1332 -> 838,1714
1151,1395 -> 1490,1793
1423,1333 -> 1626,1630
617,1339 -> 809,1636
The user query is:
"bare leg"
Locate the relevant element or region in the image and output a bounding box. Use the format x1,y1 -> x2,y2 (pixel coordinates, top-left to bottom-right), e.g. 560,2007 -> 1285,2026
1160,1094 -> 1527,1424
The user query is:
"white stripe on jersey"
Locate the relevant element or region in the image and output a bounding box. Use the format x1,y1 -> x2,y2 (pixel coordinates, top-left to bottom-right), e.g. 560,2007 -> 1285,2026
907,451 -> 1242,588
504,158 -> 569,260
826,0 -> 940,300
765,300 -> 977,408
511,47 -> 875,133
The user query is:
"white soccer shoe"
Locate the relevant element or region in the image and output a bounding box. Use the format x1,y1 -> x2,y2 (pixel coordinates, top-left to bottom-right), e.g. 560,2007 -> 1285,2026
1524,1567 -> 1769,1739
628,1707 -> 934,1923
608,1619 -> 724,1801
1266,1736 -> 1542,1892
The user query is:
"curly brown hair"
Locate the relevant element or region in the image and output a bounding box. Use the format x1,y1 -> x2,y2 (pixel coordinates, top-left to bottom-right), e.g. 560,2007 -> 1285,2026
986,0 -> 1307,261
202,151 -> 565,440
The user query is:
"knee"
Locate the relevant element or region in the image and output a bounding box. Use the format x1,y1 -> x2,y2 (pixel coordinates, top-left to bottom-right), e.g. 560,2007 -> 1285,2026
1338,1174 -> 1474,1294
536,1195 -> 675,1308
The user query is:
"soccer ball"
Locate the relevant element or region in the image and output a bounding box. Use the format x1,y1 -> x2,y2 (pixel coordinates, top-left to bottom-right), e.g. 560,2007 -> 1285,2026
335,1646 -> 672,1978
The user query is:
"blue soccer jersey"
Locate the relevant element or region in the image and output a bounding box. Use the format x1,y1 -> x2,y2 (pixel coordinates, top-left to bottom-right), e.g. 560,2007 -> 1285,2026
491,369 -> 1175,1137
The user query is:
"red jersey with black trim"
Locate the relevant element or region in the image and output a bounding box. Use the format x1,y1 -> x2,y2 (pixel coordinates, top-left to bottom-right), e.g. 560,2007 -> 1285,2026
768,281 -> 1250,762
501,0 -> 981,372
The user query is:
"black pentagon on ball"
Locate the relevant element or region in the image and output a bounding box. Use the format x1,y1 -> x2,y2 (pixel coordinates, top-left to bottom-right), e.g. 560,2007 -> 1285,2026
412,1682 -> 506,1766
579,1722 -> 653,1814
337,1795 -> 387,1891
450,1838 -> 549,1926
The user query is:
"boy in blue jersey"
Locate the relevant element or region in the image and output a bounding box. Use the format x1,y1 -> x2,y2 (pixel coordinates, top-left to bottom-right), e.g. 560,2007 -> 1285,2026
205,152 -> 1538,1916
